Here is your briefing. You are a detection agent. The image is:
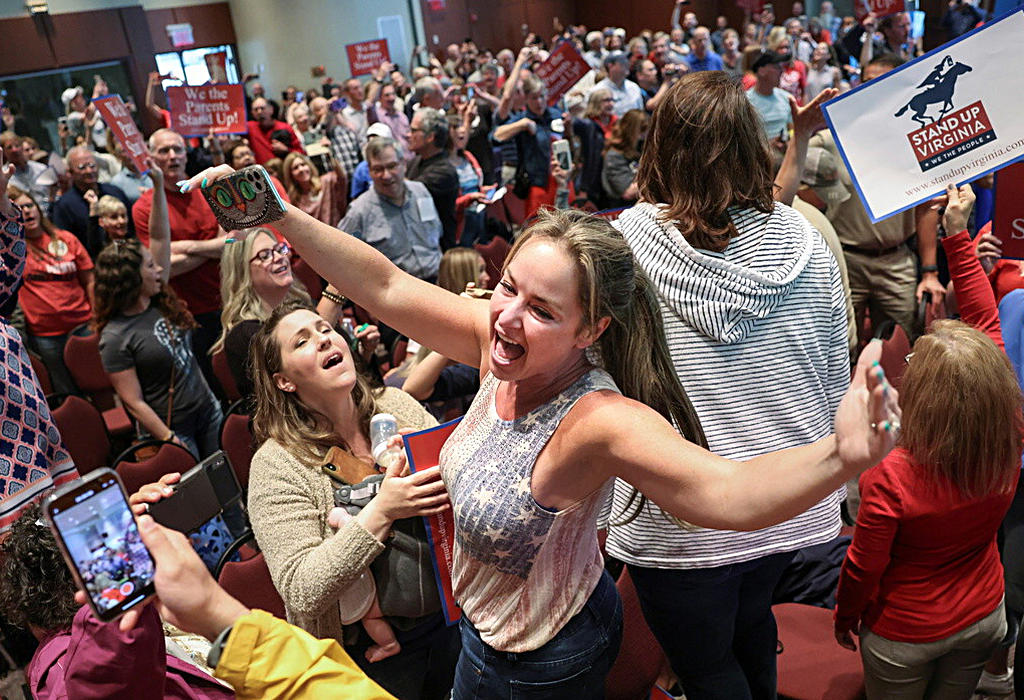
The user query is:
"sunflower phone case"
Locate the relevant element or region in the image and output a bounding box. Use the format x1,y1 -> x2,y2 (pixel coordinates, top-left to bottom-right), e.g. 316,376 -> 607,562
202,165 -> 287,231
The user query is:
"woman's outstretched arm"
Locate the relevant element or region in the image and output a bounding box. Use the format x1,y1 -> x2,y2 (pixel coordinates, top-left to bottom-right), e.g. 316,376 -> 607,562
575,341 -> 897,531
180,165 -> 491,368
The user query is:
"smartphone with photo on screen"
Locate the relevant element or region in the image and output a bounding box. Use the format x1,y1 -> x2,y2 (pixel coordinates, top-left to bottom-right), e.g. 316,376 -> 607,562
45,468 -> 156,623
552,138 -> 572,171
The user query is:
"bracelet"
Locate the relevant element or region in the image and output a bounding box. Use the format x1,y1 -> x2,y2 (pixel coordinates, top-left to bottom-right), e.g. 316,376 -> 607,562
321,289 -> 346,305
920,265 -> 939,273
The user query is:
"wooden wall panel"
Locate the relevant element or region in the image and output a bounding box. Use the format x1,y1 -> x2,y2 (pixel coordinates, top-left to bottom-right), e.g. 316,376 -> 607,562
146,2 -> 236,54
421,0 -> 472,51
48,10 -> 131,64
0,16 -> 57,75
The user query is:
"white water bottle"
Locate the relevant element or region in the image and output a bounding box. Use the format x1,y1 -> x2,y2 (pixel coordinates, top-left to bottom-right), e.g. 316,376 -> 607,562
370,413 -> 402,471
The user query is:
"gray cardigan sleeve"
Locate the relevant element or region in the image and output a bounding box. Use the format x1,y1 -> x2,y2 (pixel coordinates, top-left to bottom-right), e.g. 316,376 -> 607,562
248,440 -> 386,620
601,149 -> 636,201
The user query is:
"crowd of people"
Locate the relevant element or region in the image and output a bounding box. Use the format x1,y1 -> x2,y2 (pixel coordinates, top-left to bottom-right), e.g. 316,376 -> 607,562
0,0 -> 1020,698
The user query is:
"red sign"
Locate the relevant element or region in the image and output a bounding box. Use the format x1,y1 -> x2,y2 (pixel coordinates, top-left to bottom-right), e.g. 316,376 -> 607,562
906,101 -> 996,172
204,51 -> 228,84
166,84 -> 247,138
346,39 -> 390,78
856,0 -> 906,19
535,42 -> 592,106
403,419 -> 462,626
993,160 -> 1024,260
92,95 -> 149,174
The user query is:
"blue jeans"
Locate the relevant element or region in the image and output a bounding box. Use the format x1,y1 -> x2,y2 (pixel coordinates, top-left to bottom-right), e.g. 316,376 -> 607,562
27,325 -> 91,396
628,551 -> 795,700
453,570 -> 623,699
170,398 -> 223,460
351,612 -> 461,700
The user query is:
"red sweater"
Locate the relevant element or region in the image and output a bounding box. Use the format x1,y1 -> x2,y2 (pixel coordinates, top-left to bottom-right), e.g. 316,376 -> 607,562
835,230 -> 1017,643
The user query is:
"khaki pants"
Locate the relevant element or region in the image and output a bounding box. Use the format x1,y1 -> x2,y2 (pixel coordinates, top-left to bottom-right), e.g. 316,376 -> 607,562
860,600 -> 1006,700
845,245 -> 919,344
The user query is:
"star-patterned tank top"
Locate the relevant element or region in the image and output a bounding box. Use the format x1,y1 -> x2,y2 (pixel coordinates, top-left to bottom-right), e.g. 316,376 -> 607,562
439,367 -> 619,652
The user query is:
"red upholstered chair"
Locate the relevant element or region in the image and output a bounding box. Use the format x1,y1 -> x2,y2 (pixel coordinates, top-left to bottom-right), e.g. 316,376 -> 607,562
218,551 -> 286,619
212,349 -> 241,403
775,603 -> 865,700
475,236 -> 511,290
114,442 -> 197,498
28,351 -> 53,396
875,320 -> 912,392
606,568 -> 666,700
62,331 -> 133,437
51,395 -> 111,475
219,409 -> 254,490
292,257 -> 323,303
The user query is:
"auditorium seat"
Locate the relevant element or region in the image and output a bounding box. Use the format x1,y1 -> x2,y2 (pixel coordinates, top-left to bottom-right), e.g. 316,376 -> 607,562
219,550 -> 286,620
114,442 -> 197,497
212,349 -> 241,403
63,330 -> 134,438
51,395 -> 111,475
775,603 -> 865,700
606,568 -> 666,700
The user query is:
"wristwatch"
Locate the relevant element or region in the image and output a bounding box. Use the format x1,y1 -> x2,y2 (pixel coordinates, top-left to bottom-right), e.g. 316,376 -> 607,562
206,624 -> 234,668
921,264 -> 939,273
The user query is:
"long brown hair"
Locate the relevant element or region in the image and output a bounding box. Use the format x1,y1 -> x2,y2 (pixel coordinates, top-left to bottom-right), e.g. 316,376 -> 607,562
507,209 -> 707,523
635,71 -> 775,252
92,239 -> 195,332
281,152 -> 323,203
900,320 -> 1023,497
604,109 -> 648,161
249,299 -> 382,465
6,186 -> 57,242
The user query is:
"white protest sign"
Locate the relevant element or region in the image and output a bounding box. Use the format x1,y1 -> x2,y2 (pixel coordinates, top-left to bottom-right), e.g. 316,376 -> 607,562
822,8 -> 1024,222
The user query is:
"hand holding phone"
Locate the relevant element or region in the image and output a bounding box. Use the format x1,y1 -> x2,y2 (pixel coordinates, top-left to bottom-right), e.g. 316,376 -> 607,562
46,469 -> 156,622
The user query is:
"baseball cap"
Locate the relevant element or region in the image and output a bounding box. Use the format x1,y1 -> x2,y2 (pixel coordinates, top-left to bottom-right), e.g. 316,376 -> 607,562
802,146 -> 850,217
366,122 -> 394,140
751,50 -> 791,71
61,86 -> 84,108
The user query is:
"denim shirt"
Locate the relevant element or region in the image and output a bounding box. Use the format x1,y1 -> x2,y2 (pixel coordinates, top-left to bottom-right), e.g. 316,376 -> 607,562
507,106 -> 562,188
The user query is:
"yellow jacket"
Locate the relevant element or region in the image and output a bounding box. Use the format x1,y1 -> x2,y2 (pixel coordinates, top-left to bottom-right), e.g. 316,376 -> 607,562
214,610 -> 396,699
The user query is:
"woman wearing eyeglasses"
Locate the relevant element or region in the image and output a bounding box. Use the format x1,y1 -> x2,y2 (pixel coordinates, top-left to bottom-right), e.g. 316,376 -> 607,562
92,163 -> 223,459
213,230 -> 381,405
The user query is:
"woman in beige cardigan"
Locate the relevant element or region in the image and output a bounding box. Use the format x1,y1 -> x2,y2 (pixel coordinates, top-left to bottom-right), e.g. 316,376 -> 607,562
246,299 -> 459,700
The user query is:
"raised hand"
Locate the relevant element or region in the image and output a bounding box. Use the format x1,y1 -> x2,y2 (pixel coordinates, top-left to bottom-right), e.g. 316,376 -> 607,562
941,182 -> 975,235
975,233 -> 1002,275
834,339 -> 899,476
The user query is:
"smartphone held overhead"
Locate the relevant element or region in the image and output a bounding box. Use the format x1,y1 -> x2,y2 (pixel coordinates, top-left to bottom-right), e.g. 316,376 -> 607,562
45,469 -> 156,622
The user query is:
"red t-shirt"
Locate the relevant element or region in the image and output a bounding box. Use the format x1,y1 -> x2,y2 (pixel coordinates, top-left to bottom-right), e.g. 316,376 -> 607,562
19,229 -> 93,336
245,120 -> 302,164
133,187 -> 221,316
780,61 -> 807,105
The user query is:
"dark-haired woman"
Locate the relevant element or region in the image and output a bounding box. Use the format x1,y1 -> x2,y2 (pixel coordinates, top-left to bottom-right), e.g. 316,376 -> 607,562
608,71 -> 851,700
93,164 -> 222,459
8,186 -> 93,396
834,185 -> 1023,700
600,109 -> 648,208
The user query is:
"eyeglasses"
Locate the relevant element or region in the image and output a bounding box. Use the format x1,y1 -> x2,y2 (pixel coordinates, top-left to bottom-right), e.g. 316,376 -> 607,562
369,162 -> 402,175
250,242 -> 291,264
73,162 -> 98,171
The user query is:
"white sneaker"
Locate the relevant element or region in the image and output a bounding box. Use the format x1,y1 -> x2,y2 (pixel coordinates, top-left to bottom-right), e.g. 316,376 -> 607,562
976,669 -> 1014,696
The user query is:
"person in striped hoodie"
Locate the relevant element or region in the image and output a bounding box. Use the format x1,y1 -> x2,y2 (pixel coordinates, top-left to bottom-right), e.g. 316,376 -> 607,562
609,70 -> 849,700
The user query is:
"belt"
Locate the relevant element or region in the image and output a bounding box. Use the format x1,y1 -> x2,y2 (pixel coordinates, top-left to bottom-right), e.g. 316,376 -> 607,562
841,242 -> 906,258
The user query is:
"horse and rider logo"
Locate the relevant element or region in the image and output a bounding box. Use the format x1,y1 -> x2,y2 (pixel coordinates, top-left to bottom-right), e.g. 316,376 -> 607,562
895,54 -> 996,172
